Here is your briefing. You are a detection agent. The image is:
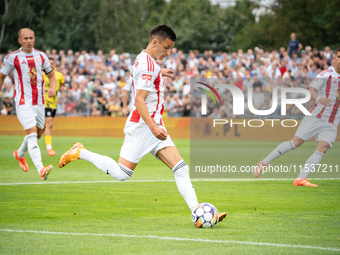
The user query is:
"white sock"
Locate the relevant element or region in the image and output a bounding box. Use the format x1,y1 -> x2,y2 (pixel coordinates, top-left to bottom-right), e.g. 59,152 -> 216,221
46,145 -> 52,150
27,133 -> 44,172
172,160 -> 199,212
17,135 -> 28,158
263,140 -> 295,165
297,151 -> 324,179
80,149 -> 133,181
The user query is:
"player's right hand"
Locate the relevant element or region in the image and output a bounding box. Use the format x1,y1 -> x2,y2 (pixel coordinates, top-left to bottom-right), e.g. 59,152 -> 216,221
318,97 -> 332,106
151,125 -> 167,140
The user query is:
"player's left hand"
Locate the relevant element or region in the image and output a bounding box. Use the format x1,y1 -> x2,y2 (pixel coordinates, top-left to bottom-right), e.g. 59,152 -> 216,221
47,89 -> 56,98
161,68 -> 174,78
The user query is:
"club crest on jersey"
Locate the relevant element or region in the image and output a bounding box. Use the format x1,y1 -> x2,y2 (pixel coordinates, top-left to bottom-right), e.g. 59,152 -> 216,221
141,74 -> 152,87
35,57 -> 41,64
28,67 -> 37,86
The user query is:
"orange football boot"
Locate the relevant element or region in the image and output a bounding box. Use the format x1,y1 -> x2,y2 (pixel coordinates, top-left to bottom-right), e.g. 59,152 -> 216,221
58,142 -> 85,168
13,150 -> 29,172
40,165 -> 53,180
293,178 -> 318,187
219,212 -> 227,222
253,161 -> 266,178
47,148 -> 56,156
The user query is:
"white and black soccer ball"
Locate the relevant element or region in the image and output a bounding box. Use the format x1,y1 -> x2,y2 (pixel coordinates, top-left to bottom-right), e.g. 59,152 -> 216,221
191,202 -> 219,228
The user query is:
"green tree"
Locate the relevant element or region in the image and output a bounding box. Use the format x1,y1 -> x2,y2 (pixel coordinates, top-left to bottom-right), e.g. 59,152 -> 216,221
155,0 -> 219,52
234,0 -> 340,51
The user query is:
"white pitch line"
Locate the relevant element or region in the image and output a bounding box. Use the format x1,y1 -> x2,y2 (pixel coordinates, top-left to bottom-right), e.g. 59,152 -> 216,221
0,229 -> 339,252
0,178 -> 339,186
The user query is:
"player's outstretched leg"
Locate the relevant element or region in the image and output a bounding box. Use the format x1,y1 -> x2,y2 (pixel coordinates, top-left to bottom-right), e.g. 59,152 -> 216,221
172,159 -> 199,211
27,133 -> 53,180
59,143 -> 134,181
172,159 -> 227,222
253,139 -> 296,178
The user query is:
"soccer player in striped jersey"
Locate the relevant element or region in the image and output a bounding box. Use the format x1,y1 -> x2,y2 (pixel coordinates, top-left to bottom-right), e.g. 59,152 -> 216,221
59,24 -> 226,223
254,47 -> 340,186
0,28 -> 56,180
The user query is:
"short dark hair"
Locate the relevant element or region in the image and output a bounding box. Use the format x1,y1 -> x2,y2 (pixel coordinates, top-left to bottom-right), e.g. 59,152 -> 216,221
336,47 -> 340,54
149,24 -> 176,43
48,57 -> 55,62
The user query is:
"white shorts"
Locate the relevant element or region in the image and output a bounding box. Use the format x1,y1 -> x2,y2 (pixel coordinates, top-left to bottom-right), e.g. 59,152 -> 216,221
120,124 -> 175,163
295,116 -> 338,148
16,105 -> 45,130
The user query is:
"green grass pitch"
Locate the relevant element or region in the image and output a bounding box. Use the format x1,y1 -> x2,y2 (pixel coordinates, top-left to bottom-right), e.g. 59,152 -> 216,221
0,135 -> 339,254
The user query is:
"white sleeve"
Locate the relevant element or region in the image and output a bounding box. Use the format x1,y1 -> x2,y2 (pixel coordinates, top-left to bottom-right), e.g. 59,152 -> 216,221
309,73 -> 326,91
41,52 -> 52,73
0,55 -> 15,76
135,62 -> 155,92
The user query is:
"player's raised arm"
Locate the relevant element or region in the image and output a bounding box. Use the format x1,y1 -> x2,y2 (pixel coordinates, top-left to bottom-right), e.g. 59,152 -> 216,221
134,89 -> 167,140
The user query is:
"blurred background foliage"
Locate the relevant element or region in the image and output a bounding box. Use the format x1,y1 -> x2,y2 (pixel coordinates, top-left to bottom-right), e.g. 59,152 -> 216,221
1,0 -> 339,53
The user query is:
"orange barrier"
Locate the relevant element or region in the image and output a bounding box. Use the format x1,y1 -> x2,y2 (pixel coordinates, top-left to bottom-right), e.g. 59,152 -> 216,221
0,116 -> 190,139
1,116 -> 339,141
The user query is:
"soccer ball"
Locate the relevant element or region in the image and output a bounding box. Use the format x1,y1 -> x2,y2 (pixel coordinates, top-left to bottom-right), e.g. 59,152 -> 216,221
191,202 -> 219,228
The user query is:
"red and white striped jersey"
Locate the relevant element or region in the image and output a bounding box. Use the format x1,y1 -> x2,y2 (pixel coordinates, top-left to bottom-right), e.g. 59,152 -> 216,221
309,67 -> 340,127
124,50 -> 165,136
0,48 -> 50,106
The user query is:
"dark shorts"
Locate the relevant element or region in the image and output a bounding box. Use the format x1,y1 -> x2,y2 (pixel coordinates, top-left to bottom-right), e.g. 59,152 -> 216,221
45,108 -> 56,118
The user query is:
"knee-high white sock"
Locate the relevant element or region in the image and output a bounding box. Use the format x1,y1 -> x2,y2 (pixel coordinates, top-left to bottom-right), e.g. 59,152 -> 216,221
263,140 -> 296,165
172,160 -> 199,212
297,151 -> 324,179
17,135 -> 28,158
27,133 -> 44,172
80,149 -> 133,181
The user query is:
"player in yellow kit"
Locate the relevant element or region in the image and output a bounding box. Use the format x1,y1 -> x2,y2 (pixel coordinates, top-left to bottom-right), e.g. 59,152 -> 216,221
43,57 -> 64,156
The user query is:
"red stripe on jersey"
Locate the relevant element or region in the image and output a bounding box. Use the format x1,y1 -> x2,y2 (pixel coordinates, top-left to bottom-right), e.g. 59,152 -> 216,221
40,54 -> 45,104
316,75 -> 332,119
14,56 -> 25,105
150,73 -> 161,120
150,57 -> 154,72
160,91 -> 165,116
130,109 -> 141,123
328,80 -> 340,124
310,103 -> 317,113
150,92 -> 160,121
147,56 -> 150,72
26,56 -> 38,105
154,72 -> 160,91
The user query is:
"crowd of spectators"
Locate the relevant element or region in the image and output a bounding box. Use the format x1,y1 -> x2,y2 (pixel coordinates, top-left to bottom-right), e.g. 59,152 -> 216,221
0,41 -> 336,118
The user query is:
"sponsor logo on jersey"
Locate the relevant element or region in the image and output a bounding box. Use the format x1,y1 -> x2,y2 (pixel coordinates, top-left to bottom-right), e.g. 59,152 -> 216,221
35,57 -> 41,64
141,74 -> 152,87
